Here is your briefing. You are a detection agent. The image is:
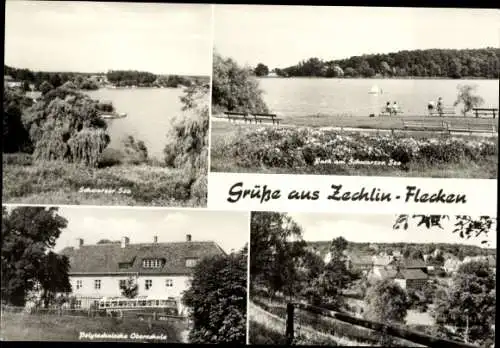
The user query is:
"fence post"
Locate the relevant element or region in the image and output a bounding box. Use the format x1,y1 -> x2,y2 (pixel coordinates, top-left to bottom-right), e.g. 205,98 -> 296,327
286,303 -> 294,345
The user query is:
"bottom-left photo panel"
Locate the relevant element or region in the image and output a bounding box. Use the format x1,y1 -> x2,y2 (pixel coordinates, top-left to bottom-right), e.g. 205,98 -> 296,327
0,205 -> 249,344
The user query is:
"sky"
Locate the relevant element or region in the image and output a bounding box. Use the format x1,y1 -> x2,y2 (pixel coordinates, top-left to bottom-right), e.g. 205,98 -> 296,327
214,5 -> 500,69
49,207 -> 249,254
4,1 -> 213,75
288,213 -> 497,248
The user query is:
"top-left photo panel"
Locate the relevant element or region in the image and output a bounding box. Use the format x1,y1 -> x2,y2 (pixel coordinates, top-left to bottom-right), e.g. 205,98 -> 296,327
3,1 -> 212,207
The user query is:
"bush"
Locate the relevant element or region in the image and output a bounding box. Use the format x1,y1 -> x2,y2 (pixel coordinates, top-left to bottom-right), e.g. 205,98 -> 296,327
122,135 -> 148,165
217,128 -> 498,170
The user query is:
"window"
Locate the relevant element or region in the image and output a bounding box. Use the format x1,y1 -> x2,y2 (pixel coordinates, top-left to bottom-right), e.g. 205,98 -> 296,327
145,279 -> 152,290
75,300 -> 82,309
94,280 -> 101,290
119,279 -> 126,289
185,258 -> 199,268
142,259 -> 163,268
76,280 -> 83,290
165,279 -> 173,287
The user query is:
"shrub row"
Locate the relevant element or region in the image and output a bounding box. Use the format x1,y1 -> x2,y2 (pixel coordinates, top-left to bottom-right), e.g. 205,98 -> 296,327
223,127 -> 497,169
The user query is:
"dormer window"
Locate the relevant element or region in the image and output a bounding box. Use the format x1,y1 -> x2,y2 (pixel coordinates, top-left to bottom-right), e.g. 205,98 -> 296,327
142,258 -> 164,268
185,258 -> 199,268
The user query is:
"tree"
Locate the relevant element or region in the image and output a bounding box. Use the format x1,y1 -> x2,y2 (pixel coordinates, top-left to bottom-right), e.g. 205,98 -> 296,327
393,215 -> 496,246
250,212 -> 306,299
120,276 -> 139,299
22,85 -> 110,167
211,52 -> 269,114
364,279 -> 410,345
1,206 -> 68,306
163,82 -> 210,205
3,88 -> 34,153
39,81 -> 54,95
453,84 -> 485,117
38,251 -> 72,308
254,63 -> 269,77
182,248 -> 247,344
22,80 -> 31,92
433,261 -> 495,345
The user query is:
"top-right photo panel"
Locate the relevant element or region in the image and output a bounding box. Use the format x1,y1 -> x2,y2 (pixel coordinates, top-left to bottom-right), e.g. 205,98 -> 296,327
210,6 -> 499,179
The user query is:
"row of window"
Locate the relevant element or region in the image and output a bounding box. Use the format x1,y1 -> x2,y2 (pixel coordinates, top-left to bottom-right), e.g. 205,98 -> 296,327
116,258 -> 200,269
75,278 -> 175,290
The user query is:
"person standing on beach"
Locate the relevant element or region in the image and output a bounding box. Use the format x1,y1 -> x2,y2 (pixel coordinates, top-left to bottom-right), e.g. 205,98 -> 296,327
437,97 -> 443,117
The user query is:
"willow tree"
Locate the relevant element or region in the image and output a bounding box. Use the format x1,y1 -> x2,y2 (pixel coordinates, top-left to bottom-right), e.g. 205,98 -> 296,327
164,83 -> 210,205
23,85 -> 110,167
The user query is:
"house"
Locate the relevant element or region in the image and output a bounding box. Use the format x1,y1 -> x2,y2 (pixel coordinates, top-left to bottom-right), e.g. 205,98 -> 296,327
394,269 -> 429,291
443,258 -> 462,274
345,253 -> 373,274
462,255 -> 496,272
267,72 -> 278,77
4,75 -> 22,88
372,255 -> 393,270
59,234 -> 225,310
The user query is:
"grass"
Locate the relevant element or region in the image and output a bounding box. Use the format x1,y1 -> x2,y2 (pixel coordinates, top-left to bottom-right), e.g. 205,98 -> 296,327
252,296 -> 425,347
2,155 -> 205,206
210,121 -> 498,179
0,311 -> 185,342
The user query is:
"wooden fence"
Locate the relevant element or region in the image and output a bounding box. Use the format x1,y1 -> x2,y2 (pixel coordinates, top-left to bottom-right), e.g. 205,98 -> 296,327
285,302 -> 479,348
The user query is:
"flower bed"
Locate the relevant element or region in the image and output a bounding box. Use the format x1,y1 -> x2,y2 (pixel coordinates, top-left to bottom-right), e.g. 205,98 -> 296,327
224,127 -> 497,169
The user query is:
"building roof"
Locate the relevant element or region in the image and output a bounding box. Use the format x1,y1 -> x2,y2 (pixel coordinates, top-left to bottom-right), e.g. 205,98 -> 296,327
348,254 -> 373,265
60,241 -> 226,275
373,256 -> 392,266
391,258 -> 427,269
378,269 -> 398,279
395,269 -> 428,280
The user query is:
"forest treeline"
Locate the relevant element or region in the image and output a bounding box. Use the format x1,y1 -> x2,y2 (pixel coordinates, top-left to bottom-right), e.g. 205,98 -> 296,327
307,241 -> 496,261
265,48 -> 500,79
4,65 -> 209,90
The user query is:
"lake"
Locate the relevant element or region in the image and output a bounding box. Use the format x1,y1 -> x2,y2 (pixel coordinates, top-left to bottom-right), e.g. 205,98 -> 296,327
85,88 -> 184,160
258,78 -> 499,118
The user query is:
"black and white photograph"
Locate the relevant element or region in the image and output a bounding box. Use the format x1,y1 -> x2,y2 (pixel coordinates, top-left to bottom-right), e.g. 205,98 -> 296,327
210,5 -> 499,179
249,211 -> 496,346
3,1 -> 212,207
1,206 -> 248,344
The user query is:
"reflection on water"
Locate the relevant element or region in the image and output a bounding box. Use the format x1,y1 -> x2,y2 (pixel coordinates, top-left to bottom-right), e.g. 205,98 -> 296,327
85,88 -> 184,159
258,78 -> 499,118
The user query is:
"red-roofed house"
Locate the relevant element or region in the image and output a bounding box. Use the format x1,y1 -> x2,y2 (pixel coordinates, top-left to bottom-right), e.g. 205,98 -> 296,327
59,234 -> 226,310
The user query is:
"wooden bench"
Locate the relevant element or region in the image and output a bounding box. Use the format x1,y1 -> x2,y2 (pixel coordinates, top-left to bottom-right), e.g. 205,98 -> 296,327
223,111 -> 251,123
252,113 -> 282,125
472,108 -> 498,119
402,119 -> 447,132
447,120 -> 498,134
430,107 -> 455,116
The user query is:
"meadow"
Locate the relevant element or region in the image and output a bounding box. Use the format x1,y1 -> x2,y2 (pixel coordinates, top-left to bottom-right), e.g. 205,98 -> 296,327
2,154 -> 205,206
0,311 -> 185,342
210,120 -> 498,178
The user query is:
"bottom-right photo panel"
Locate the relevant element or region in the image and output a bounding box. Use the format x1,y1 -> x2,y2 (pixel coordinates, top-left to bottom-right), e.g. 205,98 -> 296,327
249,211 -> 496,347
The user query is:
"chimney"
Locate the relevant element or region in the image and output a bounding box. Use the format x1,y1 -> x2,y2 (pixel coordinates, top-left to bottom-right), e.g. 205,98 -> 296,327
153,236 -> 158,244
75,238 -> 84,250
186,234 -> 192,242
121,237 -> 130,248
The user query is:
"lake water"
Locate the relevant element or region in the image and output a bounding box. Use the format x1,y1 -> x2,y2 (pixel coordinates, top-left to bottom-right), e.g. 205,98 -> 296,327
258,78 -> 499,118
85,88 -> 184,159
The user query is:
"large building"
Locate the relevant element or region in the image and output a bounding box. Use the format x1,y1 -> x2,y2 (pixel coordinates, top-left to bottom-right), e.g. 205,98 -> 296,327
59,234 -> 226,311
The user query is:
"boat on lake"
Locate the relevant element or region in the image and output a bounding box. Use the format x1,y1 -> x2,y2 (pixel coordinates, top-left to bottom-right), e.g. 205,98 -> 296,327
369,85 -> 382,94
100,112 -> 127,119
